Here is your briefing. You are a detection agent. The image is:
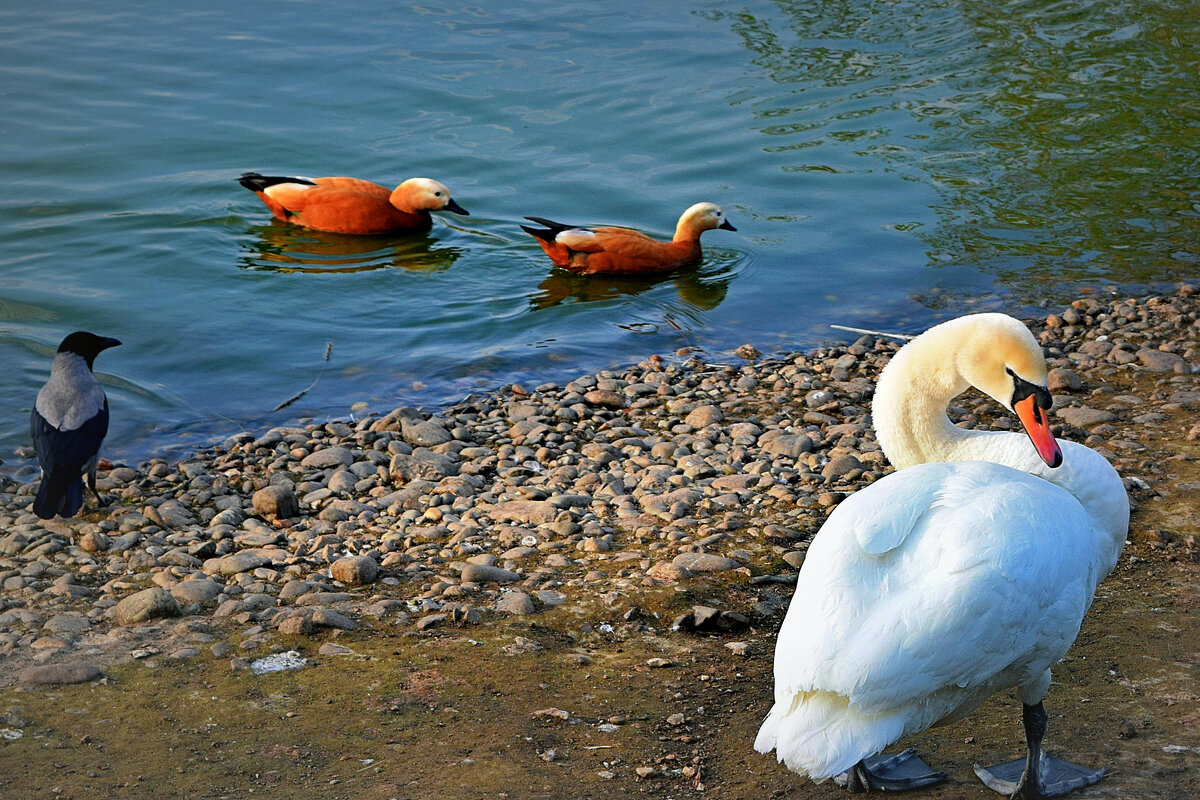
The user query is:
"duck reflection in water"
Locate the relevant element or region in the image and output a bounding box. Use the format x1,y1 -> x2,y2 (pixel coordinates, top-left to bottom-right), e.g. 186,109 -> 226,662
530,262 -> 732,313
237,221 -> 463,274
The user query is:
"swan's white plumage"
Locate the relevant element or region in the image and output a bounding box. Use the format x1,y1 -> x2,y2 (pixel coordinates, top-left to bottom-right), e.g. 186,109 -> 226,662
755,313 -> 1128,782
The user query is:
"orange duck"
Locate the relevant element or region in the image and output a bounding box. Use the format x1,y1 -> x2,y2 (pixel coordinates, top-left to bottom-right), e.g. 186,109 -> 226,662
237,173 -> 468,235
521,202 -> 736,276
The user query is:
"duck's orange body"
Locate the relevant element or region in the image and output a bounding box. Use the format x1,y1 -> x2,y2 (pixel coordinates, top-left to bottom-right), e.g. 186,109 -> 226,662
521,203 -> 736,276
238,173 -> 468,235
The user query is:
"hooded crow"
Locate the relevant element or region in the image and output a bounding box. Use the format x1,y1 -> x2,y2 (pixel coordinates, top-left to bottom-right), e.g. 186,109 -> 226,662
30,331 -> 121,520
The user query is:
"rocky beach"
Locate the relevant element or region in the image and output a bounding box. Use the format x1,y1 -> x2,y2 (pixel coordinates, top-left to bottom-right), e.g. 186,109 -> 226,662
1,286 -> 1197,800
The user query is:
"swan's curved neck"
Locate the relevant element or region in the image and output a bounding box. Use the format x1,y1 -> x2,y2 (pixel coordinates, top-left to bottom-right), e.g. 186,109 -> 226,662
871,320 -> 1129,561
872,332 -> 975,470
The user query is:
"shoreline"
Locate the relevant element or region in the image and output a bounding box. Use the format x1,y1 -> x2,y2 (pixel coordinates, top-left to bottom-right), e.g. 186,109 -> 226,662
2,284 -> 1197,670
0,284 -> 1197,798
6,277 -> 1190,476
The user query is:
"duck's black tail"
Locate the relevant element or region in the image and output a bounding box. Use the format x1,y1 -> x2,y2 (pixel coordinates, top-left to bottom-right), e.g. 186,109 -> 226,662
237,172 -> 317,193
521,216 -> 576,243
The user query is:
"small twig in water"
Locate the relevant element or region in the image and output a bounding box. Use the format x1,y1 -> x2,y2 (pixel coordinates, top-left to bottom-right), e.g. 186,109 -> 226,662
273,341 -> 333,412
830,324 -> 915,341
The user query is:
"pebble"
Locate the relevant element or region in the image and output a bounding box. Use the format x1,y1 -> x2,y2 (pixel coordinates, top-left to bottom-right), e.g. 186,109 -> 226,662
300,447 -> 355,469
461,564 -> 519,583
762,433 -> 814,459
495,592 -> 535,615
1057,407 -> 1118,428
311,608 -> 356,630
78,530 -> 110,553
647,562 -> 692,582
43,615 -> 91,635
401,418 -> 453,447
1136,349 -> 1186,373
685,405 -> 723,428
170,578 -> 222,607
114,588 -> 181,625
207,552 -> 272,577
417,613 -> 448,630
671,553 -> 741,573
331,555 -> 378,586
1169,391 -> 1200,409
252,485 -> 299,519
822,454 -> 862,479
278,615 -> 313,636
1048,367 -> 1082,392
583,390 -> 625,409
489,501 -> 558,525
18,663 -> 101,685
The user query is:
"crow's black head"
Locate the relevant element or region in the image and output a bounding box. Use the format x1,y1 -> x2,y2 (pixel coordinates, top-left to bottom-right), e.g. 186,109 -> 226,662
58,331 -> 122,369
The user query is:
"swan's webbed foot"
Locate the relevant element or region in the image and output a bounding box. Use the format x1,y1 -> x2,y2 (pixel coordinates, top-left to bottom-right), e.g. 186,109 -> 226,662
973,754 -> 1105,799
837,748 -> 947,793
974,701 -> 1106,799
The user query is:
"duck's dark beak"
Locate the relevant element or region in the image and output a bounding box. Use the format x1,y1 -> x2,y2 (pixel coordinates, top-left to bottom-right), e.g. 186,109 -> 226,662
444,198 -> 469,216
719,219 -> 737,231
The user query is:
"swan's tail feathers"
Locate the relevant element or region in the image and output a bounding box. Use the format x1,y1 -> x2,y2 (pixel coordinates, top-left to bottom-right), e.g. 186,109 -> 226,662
754,690 -> 907,781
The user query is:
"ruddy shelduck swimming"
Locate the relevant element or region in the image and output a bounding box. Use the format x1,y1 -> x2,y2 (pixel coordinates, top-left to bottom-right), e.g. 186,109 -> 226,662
520,202 -> 736,276
237,173 -> 468,235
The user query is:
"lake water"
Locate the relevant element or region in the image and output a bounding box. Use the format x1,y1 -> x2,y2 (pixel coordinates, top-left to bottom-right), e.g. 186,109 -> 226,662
1,0 -> 1195,470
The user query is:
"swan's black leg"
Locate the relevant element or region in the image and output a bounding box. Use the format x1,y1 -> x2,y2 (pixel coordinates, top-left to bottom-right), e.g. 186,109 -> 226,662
838,749 -> 947,793
974,701 -> 1106,799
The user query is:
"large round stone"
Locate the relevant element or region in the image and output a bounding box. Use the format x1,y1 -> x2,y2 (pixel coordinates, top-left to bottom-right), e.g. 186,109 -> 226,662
115,587 -> 181,625
253,485 -> 299,519
331,555 -> 379,586
461,564 -> 519,583
19,663 -> 101,685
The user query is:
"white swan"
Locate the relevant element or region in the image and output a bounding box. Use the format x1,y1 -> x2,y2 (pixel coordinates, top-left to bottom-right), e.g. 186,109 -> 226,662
755,313 -> 1129,798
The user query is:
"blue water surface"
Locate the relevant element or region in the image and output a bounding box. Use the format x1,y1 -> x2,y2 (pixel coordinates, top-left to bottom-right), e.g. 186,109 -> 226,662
0,0 -> 1195,467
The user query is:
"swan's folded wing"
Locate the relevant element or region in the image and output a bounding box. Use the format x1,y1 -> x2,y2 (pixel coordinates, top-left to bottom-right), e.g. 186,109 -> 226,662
774,462 -> 1095,714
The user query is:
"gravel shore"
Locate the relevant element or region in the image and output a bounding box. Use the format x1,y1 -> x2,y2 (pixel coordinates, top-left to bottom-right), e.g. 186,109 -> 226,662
2,285 -> 1198,684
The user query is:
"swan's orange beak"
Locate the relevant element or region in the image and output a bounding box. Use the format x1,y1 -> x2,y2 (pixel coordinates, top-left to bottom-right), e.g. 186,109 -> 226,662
1014,394 -> 1062,468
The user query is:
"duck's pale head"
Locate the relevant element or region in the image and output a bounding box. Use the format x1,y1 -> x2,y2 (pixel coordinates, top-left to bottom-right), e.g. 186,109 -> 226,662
676,202 -> 736,239
392,178 -> 468,215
